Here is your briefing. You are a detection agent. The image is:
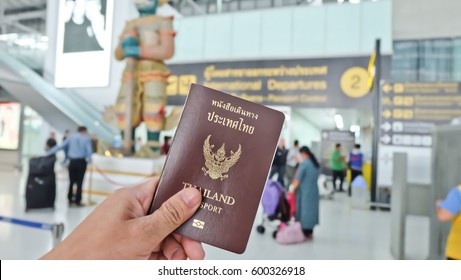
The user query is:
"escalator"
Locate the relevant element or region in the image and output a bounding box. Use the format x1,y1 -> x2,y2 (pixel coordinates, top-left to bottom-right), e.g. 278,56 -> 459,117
0,49 -> 117,142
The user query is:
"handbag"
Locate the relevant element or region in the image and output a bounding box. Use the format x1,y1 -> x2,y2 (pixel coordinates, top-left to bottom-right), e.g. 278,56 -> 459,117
275,222 -> 306,244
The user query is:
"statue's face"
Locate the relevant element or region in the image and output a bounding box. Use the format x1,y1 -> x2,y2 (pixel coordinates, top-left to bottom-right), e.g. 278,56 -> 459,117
132,0 -> 158,15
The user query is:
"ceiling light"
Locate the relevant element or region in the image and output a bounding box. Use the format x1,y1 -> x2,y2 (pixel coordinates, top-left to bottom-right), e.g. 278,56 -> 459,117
350,124 -> 361,137
0,33 -> 19,41
350,125 -> 360,132
334,114 -> 344,130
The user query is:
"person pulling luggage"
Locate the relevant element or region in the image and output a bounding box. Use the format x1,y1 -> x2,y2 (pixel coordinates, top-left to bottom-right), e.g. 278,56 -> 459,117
47,126 -> 93,206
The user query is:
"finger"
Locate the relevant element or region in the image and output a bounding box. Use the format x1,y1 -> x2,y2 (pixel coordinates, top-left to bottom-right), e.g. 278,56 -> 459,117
138,187 -> 201,246
149,252 -> 167,260
132,177 -> 159,210
163,236 -> 187,260
179,236 -> 205,260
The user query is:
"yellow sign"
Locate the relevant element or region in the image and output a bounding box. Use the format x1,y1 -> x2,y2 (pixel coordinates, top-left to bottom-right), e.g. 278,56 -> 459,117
393,109 -> 414,120
404,96 -> 414,106
393,96 -> 414,107
383,83 -> 393,93
166,75 -> 178,96
403,109 -> 414,119
340,67 -> 370,98
179,75 -> 197,95
367,51 -> 376,90
382,109 -> 391,119
393,83 -> 404,93
382,97 -> 392,106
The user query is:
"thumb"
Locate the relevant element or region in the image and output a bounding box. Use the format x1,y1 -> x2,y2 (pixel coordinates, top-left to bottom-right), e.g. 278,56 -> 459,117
141,188 -> 202,243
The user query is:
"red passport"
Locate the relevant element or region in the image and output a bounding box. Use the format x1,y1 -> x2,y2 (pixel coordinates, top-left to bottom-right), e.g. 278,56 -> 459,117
149,84 -> 285,254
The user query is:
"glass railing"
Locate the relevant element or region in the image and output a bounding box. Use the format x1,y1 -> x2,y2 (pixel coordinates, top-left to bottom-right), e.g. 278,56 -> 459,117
0,34 -> 46,72
0,38 -> 118,136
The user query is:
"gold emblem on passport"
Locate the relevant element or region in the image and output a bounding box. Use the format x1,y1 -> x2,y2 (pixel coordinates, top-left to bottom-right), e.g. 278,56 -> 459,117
192,219 -> 205,229
202,135 -> 241,181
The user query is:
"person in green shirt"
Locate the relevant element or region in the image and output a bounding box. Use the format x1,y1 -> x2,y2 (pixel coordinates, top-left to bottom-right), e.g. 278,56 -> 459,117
331,143 -> 346,192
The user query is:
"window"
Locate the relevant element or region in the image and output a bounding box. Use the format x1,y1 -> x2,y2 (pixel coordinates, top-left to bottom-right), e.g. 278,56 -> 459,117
392,37 -> 461,82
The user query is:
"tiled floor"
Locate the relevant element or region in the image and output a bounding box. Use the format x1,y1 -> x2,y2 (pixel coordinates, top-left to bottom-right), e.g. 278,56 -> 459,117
0,170 -> 429,260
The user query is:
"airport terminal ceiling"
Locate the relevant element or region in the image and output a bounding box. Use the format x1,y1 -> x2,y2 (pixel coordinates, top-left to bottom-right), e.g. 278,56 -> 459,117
294,108 -> 372,130
169,0 -> 384,16
1,0 -> 461,262
0,0 -> 47,35
0,0 -> 385,35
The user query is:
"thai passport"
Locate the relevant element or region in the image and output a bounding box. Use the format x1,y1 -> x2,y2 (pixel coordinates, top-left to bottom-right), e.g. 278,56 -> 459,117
148,84 -> 285,254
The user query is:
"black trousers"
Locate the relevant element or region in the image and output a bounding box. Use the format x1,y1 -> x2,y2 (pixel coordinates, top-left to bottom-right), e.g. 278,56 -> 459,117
68,158 -> 87,204
332,170 -> 345,191
349,169 -> 362,196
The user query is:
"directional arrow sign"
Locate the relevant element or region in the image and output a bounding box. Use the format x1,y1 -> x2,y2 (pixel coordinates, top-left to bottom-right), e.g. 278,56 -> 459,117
383,84 -> 393,93
381,134 -> 391,144
381,122 -> 391,131
382,109 -> 392,119
381,97 -> 392,106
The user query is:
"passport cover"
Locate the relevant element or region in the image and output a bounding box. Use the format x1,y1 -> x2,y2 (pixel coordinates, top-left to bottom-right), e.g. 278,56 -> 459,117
148,84 -> 285,254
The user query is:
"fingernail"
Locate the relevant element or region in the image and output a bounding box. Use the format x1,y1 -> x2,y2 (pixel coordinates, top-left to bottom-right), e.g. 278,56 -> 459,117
180,188 -> 201,207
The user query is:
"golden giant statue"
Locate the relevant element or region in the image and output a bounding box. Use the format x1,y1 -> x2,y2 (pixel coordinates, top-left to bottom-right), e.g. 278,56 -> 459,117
114,0 -> 175,153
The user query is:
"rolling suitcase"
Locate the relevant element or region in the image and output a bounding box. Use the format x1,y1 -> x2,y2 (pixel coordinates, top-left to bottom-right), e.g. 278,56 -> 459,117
25,155 -> 56,211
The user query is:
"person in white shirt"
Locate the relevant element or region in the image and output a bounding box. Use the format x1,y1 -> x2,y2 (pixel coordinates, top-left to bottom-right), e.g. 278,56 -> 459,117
285,140 -> 301,187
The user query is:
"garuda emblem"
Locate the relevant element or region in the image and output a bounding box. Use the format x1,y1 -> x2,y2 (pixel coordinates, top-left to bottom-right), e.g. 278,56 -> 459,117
202,135 -> 241,181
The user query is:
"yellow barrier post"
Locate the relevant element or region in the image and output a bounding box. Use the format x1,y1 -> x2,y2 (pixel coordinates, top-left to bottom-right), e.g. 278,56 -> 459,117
86,163 -> 97,206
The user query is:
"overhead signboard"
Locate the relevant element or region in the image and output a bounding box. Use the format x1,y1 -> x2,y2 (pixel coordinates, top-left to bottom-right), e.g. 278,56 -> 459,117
378,82 -> 461,186
379,82 -> 461,147
54,0 -> 114,88
167,56 -> 391,108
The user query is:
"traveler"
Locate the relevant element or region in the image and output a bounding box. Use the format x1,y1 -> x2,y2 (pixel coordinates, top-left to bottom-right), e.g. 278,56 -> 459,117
62,129 -> 71,162
161,136 -> 172,155
47,126 -> 93,206
285,140 -> 301,186
331,143 -> 346,192
436,185 -> 461,260
348,144 -> 363,197
45,132 -> 57,151
270,139 -> 288,187
63,129 -> 70,142
290,146 -> 320,239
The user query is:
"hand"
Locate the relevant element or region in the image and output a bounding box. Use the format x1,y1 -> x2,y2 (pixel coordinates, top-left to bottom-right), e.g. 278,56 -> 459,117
436,199 -> 442,207
41,178 -> 204,260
